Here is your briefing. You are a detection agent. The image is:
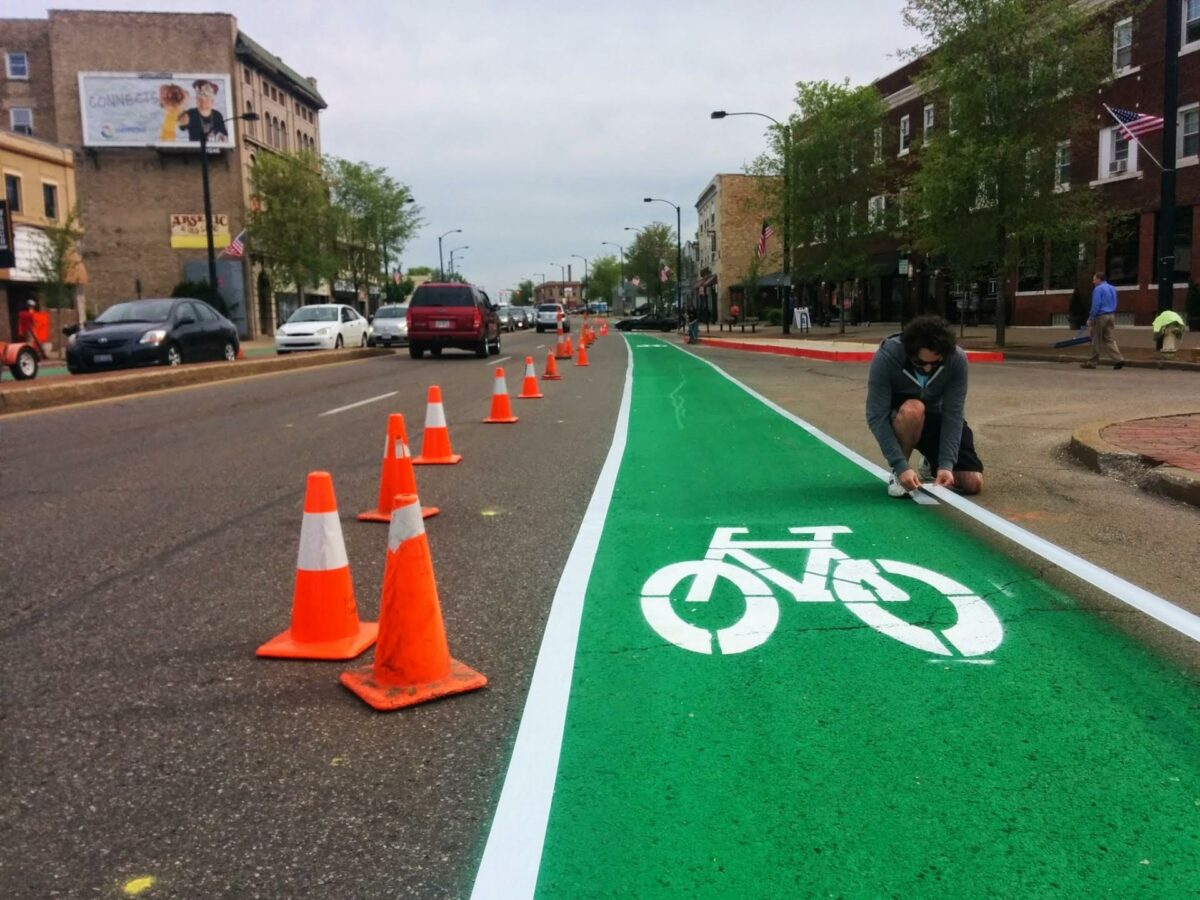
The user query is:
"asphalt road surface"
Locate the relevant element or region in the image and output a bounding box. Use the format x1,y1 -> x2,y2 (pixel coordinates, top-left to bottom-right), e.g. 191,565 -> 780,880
3,327 -> 1197,898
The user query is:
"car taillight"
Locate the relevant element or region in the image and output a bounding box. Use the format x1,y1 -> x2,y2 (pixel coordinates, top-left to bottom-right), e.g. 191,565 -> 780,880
473,310 -> 481,329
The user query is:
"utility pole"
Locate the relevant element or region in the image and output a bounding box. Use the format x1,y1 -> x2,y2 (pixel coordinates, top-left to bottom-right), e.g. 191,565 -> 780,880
1158,0 -> 1181,313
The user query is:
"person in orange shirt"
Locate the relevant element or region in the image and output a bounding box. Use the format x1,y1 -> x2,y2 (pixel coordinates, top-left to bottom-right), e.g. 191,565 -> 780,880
15,299 -> 46,357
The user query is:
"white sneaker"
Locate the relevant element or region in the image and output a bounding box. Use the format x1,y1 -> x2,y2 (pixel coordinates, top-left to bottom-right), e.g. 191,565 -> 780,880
887,474 -> 909,498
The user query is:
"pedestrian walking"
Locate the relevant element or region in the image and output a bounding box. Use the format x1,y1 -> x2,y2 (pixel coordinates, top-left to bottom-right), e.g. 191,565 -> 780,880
686,307 -> 700,344
1152,309 -> 1186,355
865,315 -> 983,498
1081,272 -> 1125,369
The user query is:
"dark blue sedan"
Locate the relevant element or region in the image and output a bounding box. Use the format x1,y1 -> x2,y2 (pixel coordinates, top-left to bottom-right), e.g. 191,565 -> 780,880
66,298 -> 240,374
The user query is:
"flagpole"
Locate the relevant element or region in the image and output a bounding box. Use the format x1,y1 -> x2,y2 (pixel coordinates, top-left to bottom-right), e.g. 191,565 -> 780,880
1103,103 -> 1164,172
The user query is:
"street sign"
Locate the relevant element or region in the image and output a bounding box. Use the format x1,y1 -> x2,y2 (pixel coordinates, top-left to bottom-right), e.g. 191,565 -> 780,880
898,259 -> 909,275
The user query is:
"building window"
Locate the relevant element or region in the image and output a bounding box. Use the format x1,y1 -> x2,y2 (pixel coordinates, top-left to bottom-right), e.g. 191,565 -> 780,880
899,114 -> 911,154
1105,214 -> 1140,286
1099,126 -> 1135,178
923,103 -> 935,137
1113,18 -> 1132,72
10,107 -> 33,135
6,51 -> 29,79
1186,0 -> 1200,46
5,174 -> 21,212
1180,105 -> 1199,159
245,101 -> 255,137
42,182 -> 58,221
868,195 -> 886,229
1054,141 -> 1071,191
1153,206 -> 1194,284
873,126 -> 882,163
244,67 -> 252,84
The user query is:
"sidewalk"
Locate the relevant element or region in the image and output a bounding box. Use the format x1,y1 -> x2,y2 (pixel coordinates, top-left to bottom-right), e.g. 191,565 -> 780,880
687,320 -> 1200,509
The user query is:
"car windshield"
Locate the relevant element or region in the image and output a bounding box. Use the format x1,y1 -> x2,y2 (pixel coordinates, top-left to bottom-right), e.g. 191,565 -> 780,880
375,307 -> 406,319
411,286 -> 474,308
94,300 -> 174,324
287,307 -> 338,323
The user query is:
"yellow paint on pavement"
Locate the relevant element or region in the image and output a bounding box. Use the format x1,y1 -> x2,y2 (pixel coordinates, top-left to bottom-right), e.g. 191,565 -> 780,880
122,875 -> 156,895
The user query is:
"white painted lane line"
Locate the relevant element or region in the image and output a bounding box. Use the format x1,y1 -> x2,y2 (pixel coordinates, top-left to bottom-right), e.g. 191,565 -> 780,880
470,347 -> 634,900
675,342 -> 1200,643
318,391 -> 397,417
492,356 -> 512,365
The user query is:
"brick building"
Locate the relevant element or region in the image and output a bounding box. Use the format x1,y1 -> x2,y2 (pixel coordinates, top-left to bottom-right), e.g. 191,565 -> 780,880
0,10 -> 326,338
795,0 -> 1199,327
1,128 -> 84,344
535,281 -> 582,307
694,173 -> 782,323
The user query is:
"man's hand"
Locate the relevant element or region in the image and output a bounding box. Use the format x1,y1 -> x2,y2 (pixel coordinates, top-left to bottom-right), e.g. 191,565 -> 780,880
898,469 -> 922,492
935,469 -> 955,488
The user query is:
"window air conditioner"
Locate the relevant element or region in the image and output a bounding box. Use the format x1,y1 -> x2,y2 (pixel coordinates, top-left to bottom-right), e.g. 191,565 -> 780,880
1109,159 -> 1128,175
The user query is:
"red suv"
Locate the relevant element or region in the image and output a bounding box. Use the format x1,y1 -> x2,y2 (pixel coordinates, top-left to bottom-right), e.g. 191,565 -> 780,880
406,283 -> 502,359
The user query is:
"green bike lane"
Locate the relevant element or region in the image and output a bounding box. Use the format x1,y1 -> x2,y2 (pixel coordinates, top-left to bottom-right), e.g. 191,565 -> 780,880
473,336 -> 1200,898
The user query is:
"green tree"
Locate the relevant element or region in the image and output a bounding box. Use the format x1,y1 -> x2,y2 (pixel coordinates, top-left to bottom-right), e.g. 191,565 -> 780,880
326,157 -> 421,300
625,223 -> 675,313
902,0 -> 1110,345
406,266 -> 433,277
248,150 -> 338,304
587,255 -> 620,308
514,279 -> 535,306
32,205 -> 84,356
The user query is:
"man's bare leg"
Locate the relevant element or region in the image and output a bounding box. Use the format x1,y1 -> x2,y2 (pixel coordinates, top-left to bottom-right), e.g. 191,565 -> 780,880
892,399 -> 925,461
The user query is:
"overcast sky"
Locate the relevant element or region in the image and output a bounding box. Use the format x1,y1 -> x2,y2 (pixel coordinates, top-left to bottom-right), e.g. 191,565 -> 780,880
14,0 -> 916,295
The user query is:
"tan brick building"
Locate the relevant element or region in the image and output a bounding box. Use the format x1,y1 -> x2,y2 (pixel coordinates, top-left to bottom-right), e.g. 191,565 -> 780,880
694,173 -> 782,322
0,10 -> 326,338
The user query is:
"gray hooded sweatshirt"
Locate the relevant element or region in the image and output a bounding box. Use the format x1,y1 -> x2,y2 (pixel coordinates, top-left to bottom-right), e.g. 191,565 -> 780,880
865,336 -> 968,476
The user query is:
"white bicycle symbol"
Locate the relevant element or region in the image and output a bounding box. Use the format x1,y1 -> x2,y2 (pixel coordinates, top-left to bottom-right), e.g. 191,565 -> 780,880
640,526 -> 1003,658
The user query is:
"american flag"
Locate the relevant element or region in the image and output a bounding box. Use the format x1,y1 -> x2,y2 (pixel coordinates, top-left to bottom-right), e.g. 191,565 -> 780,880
1106,105 -> 1164,140
756,220 -> 775,260
223,230 -> 246,259
660,265 -> 671,283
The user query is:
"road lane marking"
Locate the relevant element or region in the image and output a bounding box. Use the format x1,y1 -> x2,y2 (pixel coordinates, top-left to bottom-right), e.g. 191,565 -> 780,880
470,348 -> 634,900
318,391 -> 397,417
492,356 -> 512,365
672,340 -> 1200,643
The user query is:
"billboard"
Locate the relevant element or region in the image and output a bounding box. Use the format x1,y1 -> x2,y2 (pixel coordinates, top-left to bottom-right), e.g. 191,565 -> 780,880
170,213 -> 230,249
79,72 -> 236,148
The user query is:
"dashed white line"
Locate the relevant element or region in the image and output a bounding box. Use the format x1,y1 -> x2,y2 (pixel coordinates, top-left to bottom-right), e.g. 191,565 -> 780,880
318,391 -> 397,417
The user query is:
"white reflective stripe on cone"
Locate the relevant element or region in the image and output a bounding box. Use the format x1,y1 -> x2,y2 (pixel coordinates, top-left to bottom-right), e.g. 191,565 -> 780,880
296,511 -> 350,571
493,375 -> 506,395
388,501 -> 426,552
425,402 -> 447,428
395,438 -> 411,459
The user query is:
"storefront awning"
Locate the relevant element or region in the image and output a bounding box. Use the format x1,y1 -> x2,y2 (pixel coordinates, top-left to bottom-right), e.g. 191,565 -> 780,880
2,225 -> 87,285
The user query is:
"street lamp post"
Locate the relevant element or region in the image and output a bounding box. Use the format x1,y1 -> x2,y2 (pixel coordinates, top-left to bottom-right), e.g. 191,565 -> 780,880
200,112 -> 258,299
532,272 -> 546,303
644,197 -> 682,322
712,109 -> 792,334
449,245 -> 469,278
601,241 -> 624,312
550,263 -> 567,306
571,254 -> 589,308
437,228 -> 462,281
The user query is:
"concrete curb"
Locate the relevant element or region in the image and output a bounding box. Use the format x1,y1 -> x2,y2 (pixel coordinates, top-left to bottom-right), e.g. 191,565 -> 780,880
1068,419 -> 1200,509
696,336 -> 1005,363
1003,351 -> 1200,371
0,348 -> 390,416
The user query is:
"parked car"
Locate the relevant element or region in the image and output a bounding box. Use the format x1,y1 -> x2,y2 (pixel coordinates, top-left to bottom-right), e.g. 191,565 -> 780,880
275,304 -> 368,353
535,302 -> 571,333
497,306 -> 518,332
368,304 -> 408,347
514,307 -> 534,328
615,313 -> 676,332
66,297 -> 240,374
406,282 -> 501,359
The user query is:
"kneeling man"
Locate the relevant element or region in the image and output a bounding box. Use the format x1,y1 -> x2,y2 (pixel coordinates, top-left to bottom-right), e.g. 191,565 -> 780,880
866,315 -> 983,498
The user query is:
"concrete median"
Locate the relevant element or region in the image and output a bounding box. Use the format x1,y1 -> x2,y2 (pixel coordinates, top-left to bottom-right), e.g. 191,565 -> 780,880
0,348 -> 390,416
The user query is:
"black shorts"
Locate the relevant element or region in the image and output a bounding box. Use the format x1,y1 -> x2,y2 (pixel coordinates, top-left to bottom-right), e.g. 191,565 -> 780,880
891,402 -> 983,473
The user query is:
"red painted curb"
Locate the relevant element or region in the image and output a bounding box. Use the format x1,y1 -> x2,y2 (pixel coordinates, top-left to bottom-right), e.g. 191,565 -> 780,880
696,338 -> 1004,364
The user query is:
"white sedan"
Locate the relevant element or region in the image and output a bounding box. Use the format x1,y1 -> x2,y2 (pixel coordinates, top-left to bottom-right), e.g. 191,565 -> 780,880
275,304 -> 369,353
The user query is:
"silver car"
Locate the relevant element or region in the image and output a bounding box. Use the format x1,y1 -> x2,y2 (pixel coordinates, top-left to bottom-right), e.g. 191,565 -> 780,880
368,304 -> 409,347
535,302 -> 570,333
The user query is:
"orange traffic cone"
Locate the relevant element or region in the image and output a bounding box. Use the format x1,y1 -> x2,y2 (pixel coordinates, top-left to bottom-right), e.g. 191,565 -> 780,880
555,321 -> 571,360
600,320 -> 608,337
576,339 -> 590,367
542,350 -> 562,381
413,386 -> 462,465
236,345 -> 246,360
564,334 -> 574,357
258,472 -> 378,660
517,356 -> 544,398
359,414 -> 439,522
483,368 -> 519,423
340,494 -> 487,710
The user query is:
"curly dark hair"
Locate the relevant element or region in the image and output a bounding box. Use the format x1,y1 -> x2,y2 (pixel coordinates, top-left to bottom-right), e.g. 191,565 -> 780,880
901,315 -> 957,359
